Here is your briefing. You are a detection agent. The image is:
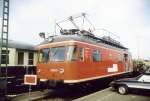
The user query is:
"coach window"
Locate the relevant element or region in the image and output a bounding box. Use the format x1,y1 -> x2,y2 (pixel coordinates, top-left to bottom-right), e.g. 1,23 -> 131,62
92,50 -> 101,62
1,50 -> 9,64
28,52 -> 34,65
18,51 -> 24,65
67,46 -> 78,61
79,48 -> 84,61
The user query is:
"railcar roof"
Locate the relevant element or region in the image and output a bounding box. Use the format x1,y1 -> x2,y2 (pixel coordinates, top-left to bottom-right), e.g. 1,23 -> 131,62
40,35 -> 127,50
0,39 -> 36,50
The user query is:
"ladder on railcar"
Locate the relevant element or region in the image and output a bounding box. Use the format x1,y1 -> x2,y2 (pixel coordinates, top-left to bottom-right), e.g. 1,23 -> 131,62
0,0 -> 9,94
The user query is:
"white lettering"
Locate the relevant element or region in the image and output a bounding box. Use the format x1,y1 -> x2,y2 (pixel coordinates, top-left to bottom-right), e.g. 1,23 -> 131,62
108,64 -> 118,72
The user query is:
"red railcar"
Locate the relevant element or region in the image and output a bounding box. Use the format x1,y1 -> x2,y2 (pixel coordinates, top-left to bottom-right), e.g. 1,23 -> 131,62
37,30 -> 133,87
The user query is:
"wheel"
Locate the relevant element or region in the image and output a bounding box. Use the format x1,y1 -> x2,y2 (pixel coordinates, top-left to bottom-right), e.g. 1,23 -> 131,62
118,85 -> 128,95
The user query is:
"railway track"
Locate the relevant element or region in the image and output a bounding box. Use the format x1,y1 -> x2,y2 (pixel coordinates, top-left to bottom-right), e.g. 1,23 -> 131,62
9,79 -> 110,101
0,74 -> 136,101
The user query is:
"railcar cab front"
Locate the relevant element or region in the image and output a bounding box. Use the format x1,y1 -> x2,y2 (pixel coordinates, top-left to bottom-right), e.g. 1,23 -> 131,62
37,41 -> 81,87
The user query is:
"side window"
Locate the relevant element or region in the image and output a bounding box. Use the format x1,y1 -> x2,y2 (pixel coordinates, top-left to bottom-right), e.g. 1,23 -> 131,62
92,50 -> 101,62
79,48 -> 84,61
42,48 -> 49,62
28,52 -> 34,65
18,51 -> 24,65
1,50 -> 9,64
72,46 -> 77,61
118,53 -> 122,62
67,46 -> 78,61
138,75 -> 150,83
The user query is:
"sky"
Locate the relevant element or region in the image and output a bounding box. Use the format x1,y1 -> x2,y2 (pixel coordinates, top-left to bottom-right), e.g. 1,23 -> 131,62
0,0 -> 150,59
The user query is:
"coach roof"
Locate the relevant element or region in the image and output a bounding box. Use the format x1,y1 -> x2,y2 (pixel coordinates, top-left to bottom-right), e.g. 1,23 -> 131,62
0,39 -> 36,50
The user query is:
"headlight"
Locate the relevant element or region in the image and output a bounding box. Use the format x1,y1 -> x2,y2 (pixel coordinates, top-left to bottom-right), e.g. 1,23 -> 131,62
59,68 -> 64,74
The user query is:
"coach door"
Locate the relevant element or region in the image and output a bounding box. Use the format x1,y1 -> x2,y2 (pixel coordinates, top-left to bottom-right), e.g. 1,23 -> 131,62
124,54 -> 129,72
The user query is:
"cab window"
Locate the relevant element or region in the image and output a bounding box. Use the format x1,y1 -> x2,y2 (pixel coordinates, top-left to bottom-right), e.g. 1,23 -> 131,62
38,48 -> 49,62
50,47 -> 65,61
